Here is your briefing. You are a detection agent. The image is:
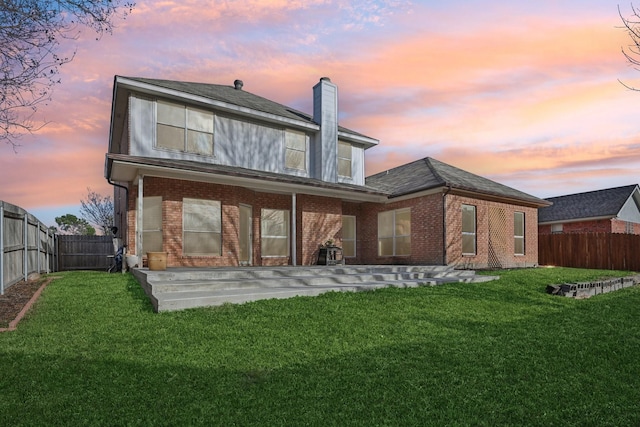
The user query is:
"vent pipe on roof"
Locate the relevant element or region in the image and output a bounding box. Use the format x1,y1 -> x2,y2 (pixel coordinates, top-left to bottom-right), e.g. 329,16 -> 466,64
234,79 -> 243,90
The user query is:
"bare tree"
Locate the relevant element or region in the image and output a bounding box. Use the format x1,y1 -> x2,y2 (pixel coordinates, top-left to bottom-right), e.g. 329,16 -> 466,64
80,188 -> 114,235
620,3 -> 640,90
1,0 -> 134,148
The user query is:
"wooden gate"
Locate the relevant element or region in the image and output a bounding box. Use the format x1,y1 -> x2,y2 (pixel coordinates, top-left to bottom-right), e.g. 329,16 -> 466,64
57,235 -> 115,271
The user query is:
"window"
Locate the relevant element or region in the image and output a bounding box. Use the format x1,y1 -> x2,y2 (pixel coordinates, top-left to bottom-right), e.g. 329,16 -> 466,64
626,221 -> 634,234
157,100 -> 214,155
551,224 -> 563,234
462,205 -> 476,255
338,141 -> 352,177
285,130 -> 307,171
514,212 -> 525,255
342,215 -> 356,257
378,208 -> 411,256
183,198 -> 221,256
141,196 -> 163,254
261,209 -> 290,257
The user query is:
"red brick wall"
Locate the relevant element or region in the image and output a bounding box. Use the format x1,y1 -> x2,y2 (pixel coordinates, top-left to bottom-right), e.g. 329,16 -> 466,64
539,219 -> 640,236
445,194 -> 539,269
356,192 -> 445,265
124,177 -> 539,268
127,177 -> 293,267
297,195 -> 342,265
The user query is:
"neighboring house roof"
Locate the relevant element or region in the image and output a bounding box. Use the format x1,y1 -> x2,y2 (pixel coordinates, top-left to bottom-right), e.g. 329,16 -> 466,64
366,157 -> 549,207
539,184 -> 640,224
121,76 -> 372,141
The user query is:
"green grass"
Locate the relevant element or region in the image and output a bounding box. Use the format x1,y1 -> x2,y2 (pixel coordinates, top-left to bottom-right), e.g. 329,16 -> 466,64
1,268 -> 639,426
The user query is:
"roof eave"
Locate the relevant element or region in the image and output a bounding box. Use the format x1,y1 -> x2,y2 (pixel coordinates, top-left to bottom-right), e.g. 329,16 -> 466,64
539,215 -> 616,225
105,154 -> 389,203
388,184 -> 550,208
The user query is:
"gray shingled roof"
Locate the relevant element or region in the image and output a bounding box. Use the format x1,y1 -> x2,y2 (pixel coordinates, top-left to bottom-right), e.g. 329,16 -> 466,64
124,77 -> 368,138
538,184 -> 639,223
107,153 -> 388,197
366,157 -> 548,206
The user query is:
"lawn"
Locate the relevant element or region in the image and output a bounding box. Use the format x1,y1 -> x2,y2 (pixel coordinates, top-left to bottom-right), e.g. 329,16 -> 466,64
1,267 -> 639,426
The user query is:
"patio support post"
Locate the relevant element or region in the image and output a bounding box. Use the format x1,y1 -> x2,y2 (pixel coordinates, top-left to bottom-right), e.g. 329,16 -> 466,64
137,175 -> 144,263
292,193 -> 297,266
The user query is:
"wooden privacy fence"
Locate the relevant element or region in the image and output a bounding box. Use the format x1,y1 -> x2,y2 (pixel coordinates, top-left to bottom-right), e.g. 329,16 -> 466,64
56,235 -> 115,271
539,233 -> 640,271
1,200 -> 57,294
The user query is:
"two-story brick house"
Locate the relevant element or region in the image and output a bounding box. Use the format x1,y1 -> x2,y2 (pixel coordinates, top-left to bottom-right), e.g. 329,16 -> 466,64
105,76 -> 549,269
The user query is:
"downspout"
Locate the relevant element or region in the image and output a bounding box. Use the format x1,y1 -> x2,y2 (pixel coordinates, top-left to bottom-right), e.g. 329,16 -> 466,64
442,185 -> 451,265
107,177 -> 129,236
108,178 -> 130,272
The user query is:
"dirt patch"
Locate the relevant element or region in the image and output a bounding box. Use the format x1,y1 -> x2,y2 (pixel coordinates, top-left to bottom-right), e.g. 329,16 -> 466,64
0,278 -> 48,329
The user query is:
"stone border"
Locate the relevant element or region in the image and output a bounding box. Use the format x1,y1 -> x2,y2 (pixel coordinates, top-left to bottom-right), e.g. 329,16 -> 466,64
546,275 -> 640,299
0,277 -> 55,333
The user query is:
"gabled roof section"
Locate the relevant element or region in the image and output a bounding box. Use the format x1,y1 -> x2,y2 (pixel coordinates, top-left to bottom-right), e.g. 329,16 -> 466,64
116,76 -> 376,145
366,157 -> 549,207
538,184 -> 640,223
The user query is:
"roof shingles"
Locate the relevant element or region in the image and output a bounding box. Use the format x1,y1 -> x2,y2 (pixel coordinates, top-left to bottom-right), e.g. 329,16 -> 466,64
538,184 -> 639,223
366,157 -> 547,205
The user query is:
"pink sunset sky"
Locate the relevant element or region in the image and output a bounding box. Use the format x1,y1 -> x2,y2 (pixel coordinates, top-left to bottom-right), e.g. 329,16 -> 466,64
1,0 -> 639,228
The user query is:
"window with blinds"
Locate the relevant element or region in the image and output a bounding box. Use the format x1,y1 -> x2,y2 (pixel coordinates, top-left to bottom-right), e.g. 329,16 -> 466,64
378,208 -> 411,256
157,100 -> 214,155
285,129 -> 307,171
462,204 -> 476,256
261,209 -> 290,257
183,198 -> 222,256
342,215 -> 356,257
141,196 -> 163,254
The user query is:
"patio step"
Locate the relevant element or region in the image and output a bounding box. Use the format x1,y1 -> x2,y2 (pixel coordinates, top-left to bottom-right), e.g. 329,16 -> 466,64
132,265 -> 497,312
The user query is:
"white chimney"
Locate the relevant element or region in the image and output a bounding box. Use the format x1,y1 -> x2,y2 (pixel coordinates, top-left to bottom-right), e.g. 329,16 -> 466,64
313,77 -> 338,183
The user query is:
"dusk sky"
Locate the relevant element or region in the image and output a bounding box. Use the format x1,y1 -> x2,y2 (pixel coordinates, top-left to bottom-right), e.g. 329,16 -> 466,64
1,0 -> 639,229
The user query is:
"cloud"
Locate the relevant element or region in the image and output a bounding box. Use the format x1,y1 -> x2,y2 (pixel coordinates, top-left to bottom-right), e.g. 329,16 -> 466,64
1,0 -> 638,219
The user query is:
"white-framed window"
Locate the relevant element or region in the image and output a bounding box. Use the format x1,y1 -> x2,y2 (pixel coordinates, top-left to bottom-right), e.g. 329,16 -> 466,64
141,196 -> 163,255
183,198 -> 222,256
285,129 -> 307,171
378,208 -> 411,256
551,224 -> 563,234
342,215 -> 356,257
338,140 -> 352,178
156,99 -> 214,155
462,204 -> 476,256
514,211 -> 525,255
261,209 -> 290,257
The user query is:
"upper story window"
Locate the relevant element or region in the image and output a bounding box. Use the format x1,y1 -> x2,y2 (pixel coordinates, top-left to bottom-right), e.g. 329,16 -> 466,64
285,130 -> 307,171
551,224 -> 563,234
338,140 -> 352,178
156,100 -> 214,156
514,211 -> 525,255
462,204 -> 476,256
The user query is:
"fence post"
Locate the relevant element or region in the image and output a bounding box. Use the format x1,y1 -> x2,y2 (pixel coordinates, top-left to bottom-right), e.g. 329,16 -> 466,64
0,205 -> 4,295
37,222 -> 42,273
24,213 -> 28,281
